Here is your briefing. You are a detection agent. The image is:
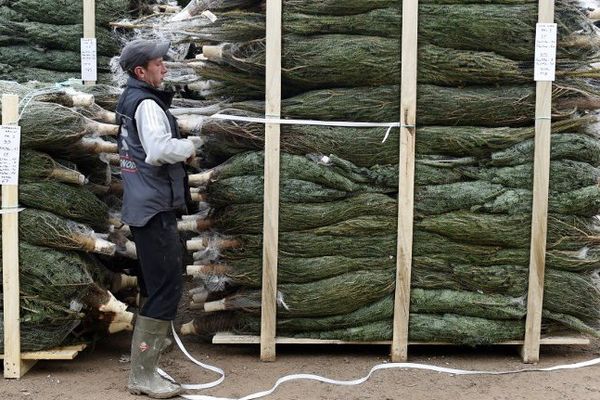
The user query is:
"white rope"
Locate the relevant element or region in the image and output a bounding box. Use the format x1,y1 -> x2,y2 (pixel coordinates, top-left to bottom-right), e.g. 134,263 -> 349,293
165,324 -> 600,400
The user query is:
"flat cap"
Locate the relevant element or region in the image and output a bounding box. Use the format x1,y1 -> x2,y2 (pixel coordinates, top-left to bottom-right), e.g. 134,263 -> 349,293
119,39 -> 170,72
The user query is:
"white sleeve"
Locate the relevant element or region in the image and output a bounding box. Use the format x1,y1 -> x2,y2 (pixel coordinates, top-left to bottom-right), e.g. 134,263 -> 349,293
134,99 -> 195,166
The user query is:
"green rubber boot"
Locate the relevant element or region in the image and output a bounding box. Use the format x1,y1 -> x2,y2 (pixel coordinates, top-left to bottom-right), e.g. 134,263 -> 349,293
138,296 -> 174,354
127,315 -> 182,399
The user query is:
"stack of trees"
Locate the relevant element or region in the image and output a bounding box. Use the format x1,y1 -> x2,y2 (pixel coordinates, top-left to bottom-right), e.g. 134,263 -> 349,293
0,81 -> 139,352
0,0 -> 166,83
121,0 -> 600,344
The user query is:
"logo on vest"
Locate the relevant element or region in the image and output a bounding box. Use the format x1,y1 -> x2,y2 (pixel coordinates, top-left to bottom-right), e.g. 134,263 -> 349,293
120,154 -> 138,173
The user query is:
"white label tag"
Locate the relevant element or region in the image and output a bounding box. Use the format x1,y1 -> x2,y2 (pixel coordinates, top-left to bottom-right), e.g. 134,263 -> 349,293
0,125 -> 21,185
201,10 -> 218,22
534,23 -> 557,81
81,38 -> 98,81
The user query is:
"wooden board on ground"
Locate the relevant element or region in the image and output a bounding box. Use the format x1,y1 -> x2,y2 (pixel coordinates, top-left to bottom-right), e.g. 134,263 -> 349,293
0,344 -> 87,361
213,333 -> 589,346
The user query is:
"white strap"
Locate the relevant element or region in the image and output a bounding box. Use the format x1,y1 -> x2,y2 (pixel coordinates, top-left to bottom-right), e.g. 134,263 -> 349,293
208,113 -> 404,143
166,324 -> 600,400
0,207 -> 24,214
157,323 -> 225,390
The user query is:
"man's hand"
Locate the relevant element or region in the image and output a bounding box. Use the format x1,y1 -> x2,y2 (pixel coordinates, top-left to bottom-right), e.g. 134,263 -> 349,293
186,154 -> 196,166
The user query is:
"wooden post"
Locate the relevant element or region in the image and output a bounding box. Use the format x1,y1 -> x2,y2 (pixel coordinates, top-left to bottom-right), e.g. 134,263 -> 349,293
260,0 -> 282,362
522,0 -> 555,363
2,94 -> 34,378
83,0 -> 96,86
391,0 -> 419,362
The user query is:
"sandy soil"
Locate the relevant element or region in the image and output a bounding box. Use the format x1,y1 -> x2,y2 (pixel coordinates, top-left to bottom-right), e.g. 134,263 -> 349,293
2,332 -> 600,400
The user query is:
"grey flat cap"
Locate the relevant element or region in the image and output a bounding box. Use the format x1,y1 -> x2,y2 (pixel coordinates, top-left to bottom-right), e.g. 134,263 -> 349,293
119,39 -> 170,72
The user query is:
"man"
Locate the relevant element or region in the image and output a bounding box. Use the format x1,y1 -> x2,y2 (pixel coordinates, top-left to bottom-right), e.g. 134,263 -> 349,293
116,39 -> 195,398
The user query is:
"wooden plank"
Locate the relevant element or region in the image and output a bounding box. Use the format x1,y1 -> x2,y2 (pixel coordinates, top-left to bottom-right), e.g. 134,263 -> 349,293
0,345 -> 87,360
522,0 -> 555,364
83,0 -> 96,86
214,333 -> 589,346
260,0 -> 282,362
391,0 -> 419,363
2,94 -> 25,378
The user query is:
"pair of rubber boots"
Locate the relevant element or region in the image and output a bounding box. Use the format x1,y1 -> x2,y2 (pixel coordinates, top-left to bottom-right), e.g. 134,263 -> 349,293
128,315 -> 182,398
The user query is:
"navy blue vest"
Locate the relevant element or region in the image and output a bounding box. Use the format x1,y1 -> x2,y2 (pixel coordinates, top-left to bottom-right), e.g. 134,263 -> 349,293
116,77 -> 190,227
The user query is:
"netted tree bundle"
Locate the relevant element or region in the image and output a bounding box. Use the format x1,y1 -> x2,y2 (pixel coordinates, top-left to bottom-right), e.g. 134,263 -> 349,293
227,84 -> 598,126
198,193 -> 396,234
196,184 -> 599,238
489,133 -> 600,166
233,309 -> 598,343
197,117 -> 587,167
204,286 -> 529,320
411,231 -> 600,273
204,270 -> 395,317
67,83 -> 123,111
418,182 -> 600,217
203,213 -> 597,261
206,176 -> 348,205
416,212 -> 598,250
413,263 -> 600,322
7,0 -> 129,26
0,18 -> 119,56
192,256 -> 396,287
2,101 -> 118,151
0,4 -> 24,20
0,80 -> 96,108
0,46 -> 112,72
195,151 -> 395,192
476,185 -> 600,217
152,1 -> 598,61
0,243 -> 94,304
459,160 -> 600,193
18,182 -> 109,231
18,209 -> 115,255
206,35 -> 598,89
229,312 -> 527,345
281,0 -> 528,15
200,160 -> 599,207
192,240 -> 600,290
117,10 -> 266,44
19,149 -> 86,185
0,308 -> 81,352
295,292 -> 520,331
196,252 -> 600,322
280,5 -> 597,61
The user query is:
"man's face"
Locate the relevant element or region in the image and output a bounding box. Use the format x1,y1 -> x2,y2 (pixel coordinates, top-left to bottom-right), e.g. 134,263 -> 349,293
134,57 -> 167,88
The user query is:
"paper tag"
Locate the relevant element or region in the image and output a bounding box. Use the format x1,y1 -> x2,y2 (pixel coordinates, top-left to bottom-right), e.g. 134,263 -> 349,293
0,125 -> 21,185
81,38 -> 98,82
534,23 -> 557,81
201,10 -> 218,22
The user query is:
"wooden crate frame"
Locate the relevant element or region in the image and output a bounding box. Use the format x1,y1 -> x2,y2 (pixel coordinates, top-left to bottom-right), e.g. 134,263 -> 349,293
211,0 -> 589,362
1,0 -> 96,378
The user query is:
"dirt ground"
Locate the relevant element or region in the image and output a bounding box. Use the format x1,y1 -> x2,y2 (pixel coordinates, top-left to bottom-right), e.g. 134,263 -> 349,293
2,332 -> 600,400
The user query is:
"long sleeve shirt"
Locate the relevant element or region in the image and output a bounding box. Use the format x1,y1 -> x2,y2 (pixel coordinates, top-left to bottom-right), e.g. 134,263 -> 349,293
135,99 -> 195,166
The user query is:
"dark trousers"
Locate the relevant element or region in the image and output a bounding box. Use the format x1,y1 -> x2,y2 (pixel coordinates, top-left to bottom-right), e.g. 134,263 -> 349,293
130,211 -> 183,321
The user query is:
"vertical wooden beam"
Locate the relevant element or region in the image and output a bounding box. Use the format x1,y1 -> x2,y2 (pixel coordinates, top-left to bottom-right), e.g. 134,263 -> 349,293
260,0 -> 282,362
83,0 -> 96,86
391,0 -> 419,362
2,94 -> 34,378
522,0 -> 555,364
